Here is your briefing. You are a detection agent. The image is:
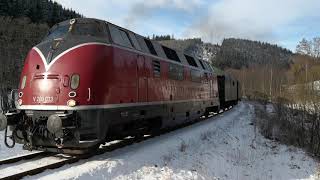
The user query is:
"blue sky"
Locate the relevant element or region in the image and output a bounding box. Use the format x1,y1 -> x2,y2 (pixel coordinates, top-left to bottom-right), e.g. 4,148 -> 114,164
55,0 -> 320,51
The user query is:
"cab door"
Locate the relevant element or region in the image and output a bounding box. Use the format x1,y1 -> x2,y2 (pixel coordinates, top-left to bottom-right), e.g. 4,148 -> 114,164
137,55 -> 147,102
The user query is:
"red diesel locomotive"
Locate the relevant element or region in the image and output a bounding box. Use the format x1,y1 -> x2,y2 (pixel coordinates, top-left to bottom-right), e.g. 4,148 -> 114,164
0,18 -> 240,154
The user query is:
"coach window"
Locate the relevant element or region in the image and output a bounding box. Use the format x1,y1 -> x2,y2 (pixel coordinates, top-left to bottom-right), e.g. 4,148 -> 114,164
185,54 -> 198,67
109,24 -> 133,48
144,38 -> 157,56
162,46 -> 180,62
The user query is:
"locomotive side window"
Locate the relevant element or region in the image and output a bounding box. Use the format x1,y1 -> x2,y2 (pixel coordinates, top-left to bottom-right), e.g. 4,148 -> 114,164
44,25 -> 69,41
169,64 -> 183,81
136,35 -> 150,53
191,70 -> 201,83
184,54 -> 198,67
128,32 -> 142,51
119,30 -> 133,48
109,24 -> 133,48
162,46 -> 180,62
144,38 -> 157,56
203,61 -> 212,72
153,60 -> 161,77
198,60 -> 205,70
109,24 -> 123,45
206,62 -> 215,72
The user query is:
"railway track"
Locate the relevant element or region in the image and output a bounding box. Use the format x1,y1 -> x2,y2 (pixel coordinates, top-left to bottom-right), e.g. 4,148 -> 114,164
0,151 -> 51,166
0,106 -> 234,179
0,135 -> 154,179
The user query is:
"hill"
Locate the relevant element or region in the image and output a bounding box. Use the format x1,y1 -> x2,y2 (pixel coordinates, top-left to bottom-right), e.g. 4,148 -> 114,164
158,38 -> 220,62
215,38 -> 293,69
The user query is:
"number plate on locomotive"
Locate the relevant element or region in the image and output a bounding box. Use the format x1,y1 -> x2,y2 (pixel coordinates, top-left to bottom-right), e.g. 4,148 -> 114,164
32,96 -> 56,103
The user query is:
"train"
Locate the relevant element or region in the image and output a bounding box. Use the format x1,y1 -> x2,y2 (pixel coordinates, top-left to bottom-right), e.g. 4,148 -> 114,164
0,18 -> 240,154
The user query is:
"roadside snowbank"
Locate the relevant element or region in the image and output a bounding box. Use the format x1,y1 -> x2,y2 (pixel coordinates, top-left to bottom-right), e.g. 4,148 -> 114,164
27,102 -> 319,180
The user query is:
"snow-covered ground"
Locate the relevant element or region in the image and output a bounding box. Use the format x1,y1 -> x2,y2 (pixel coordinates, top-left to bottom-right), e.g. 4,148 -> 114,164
0,102 -> 319,179
0,99 -> 36,159
0,128 -> 33,160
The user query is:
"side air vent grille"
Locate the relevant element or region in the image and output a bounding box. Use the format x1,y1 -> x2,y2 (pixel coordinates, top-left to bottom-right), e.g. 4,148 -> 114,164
153,60 -> 161,77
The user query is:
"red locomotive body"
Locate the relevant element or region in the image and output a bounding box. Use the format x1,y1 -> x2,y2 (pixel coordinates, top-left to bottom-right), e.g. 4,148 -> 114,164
0,18 -> 239,153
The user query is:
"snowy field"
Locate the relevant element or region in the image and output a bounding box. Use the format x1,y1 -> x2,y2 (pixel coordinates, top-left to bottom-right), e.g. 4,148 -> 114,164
0,102 -> 319,179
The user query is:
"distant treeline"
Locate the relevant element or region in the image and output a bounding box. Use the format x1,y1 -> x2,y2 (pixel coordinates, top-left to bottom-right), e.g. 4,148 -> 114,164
149,34 -> 175,41
0,0 -> 82,26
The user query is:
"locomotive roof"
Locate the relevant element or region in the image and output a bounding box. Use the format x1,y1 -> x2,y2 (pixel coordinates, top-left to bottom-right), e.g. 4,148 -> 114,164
53,18 -> 218,74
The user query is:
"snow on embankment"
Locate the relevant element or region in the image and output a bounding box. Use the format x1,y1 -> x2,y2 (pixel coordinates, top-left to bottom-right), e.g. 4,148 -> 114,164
27,102 -> 319,180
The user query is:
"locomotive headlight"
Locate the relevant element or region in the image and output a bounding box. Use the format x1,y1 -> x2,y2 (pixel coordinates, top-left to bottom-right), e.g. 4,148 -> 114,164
67,99 -> 77,107
71,74 -> 80,90
17,99 -> 23,106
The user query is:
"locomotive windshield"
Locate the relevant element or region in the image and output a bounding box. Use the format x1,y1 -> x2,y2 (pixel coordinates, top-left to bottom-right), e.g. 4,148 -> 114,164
72,23 -> 103,36
43,21 -> 103,41
44,25 -> 69,41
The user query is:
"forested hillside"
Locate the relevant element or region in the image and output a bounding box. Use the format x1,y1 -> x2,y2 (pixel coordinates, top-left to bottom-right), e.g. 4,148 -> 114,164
0,17 -> 48,89
0,0 -> 82,26
214,38 -> 293,69
159,38 -> 293,70
0,0 -> 81,90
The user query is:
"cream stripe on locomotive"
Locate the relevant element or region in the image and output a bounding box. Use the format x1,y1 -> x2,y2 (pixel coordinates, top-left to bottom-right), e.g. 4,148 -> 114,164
17,98 -> 217,111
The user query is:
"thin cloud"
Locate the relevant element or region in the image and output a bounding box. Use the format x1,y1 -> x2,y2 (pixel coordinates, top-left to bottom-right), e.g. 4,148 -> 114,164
123,0 -> 203,29
185,0 -> 320,45
53,0 -> 320,50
